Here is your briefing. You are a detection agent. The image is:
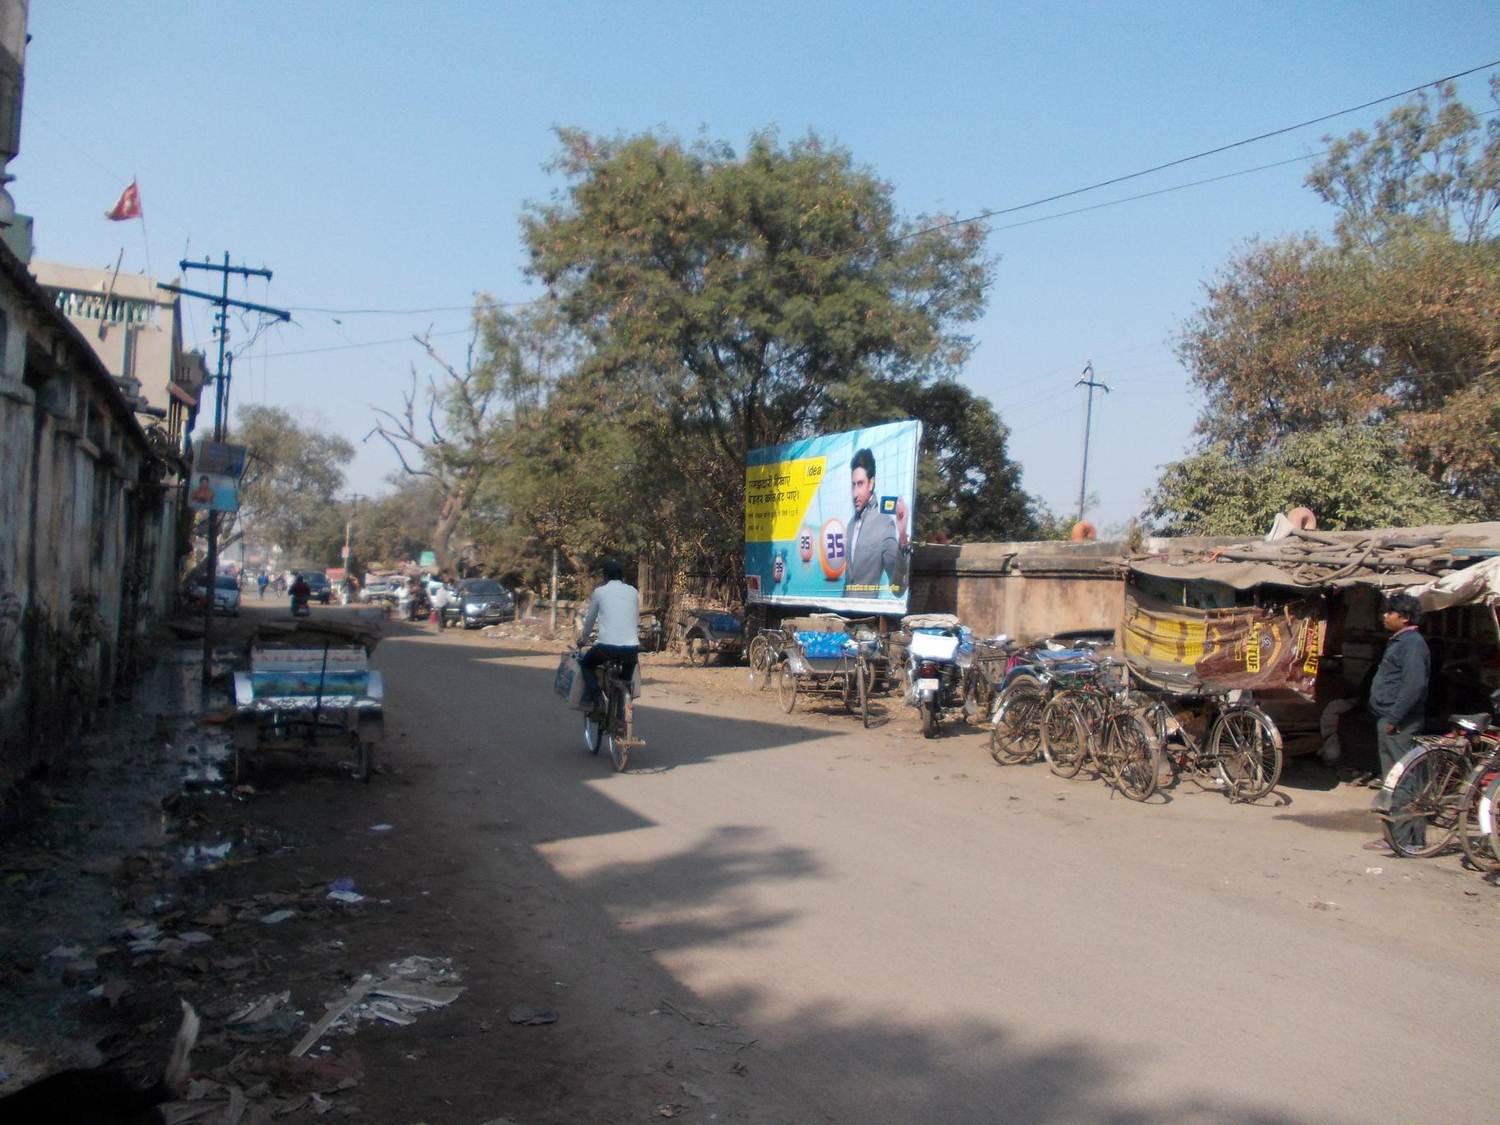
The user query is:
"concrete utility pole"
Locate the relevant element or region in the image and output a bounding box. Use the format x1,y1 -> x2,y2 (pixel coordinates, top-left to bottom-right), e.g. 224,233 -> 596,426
1074,361 -> 1110,524
160,255 -> 289,687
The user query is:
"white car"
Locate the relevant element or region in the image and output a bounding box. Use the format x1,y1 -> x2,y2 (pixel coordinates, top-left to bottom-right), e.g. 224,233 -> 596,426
187,573 -> 241,616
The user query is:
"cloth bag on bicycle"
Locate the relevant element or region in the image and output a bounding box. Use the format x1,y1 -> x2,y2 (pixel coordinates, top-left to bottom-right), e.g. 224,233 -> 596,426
554,652 -> 590,711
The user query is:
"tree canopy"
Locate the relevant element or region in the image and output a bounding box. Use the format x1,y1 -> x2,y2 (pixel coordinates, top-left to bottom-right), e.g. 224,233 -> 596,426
231,404 -> 353,558
509,127 -> 1014,584
1172,79 -> 1500,518
1145,423 -> 1475,537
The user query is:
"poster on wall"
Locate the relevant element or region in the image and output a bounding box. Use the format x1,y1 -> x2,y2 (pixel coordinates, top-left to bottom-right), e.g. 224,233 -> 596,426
187,441 -> 246,513
744,420 -> 921,616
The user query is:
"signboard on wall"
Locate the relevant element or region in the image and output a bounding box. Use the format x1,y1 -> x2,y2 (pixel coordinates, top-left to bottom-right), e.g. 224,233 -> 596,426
187,441 -> 247,513
744,420 -> 921,616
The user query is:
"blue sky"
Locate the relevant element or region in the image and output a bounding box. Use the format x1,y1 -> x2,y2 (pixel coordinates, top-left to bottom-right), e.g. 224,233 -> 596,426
15,1 -> 1499,530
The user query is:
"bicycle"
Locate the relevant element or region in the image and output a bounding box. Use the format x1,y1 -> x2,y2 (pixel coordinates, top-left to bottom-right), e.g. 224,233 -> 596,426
1041,658 -> 1161,801
1136,674 -> 1283,804
1377,701 -> 1499,860
746,628 -> 787,691
1453,716 -> 1500,872
582,653 -> 644,772
988,647 -> 1098,767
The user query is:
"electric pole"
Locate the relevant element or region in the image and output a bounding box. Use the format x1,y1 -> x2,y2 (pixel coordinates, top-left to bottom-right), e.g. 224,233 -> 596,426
1074,361 -> 1110,524
160,254 -> 290,687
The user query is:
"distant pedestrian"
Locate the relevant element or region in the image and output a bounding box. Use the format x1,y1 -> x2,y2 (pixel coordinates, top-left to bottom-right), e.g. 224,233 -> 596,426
256,572 -> 269,600
1365,592 -> 1429,854
431,580 -> 452,630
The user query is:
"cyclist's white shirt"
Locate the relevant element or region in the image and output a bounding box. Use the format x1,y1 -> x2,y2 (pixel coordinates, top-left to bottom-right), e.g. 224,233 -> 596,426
580,580 -> 640,647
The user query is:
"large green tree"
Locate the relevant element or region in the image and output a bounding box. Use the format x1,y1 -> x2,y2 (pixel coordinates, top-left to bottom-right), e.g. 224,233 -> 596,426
516,127 -> 995,582
231,404 -> 353,558
1145,424 -> 1475,537
1173,79 -> 1500,515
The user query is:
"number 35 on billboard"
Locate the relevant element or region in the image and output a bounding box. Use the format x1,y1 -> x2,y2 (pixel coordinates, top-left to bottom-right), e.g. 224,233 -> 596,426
819,517 -> 847,580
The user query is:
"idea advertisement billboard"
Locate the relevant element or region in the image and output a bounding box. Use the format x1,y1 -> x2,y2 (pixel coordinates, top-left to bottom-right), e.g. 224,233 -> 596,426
744,420 -> 920,615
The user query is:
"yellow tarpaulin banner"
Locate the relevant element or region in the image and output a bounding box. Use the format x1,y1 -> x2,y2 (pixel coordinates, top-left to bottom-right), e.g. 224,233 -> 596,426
1122,586 -> 1324,696
744,456 -> 827,543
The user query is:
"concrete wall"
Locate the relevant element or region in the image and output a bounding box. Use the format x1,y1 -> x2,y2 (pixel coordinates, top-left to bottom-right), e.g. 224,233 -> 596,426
908,540 -> 1126,640
0,242 -> 167,789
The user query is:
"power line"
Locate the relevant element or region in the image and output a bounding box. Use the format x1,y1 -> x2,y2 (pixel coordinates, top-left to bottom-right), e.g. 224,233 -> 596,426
903,58 -> 1500,247
258,325 -> 474,359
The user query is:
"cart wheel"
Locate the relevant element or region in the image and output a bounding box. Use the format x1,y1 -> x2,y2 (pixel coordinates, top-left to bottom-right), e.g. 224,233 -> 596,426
356,741 -> 373,783
777,662 -> 798,713
858,663 -> 871,728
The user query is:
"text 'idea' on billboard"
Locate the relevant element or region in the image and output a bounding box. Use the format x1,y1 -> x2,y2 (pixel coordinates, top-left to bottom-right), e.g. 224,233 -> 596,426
744,420 -> 920,615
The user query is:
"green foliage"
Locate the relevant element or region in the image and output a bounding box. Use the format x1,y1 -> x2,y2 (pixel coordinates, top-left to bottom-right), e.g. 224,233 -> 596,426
507,127 -> 1003,585
1145,424 -> 1476,537
354,477 -> 446,567
901,380 -> 1037,543
231,404 -> 353,558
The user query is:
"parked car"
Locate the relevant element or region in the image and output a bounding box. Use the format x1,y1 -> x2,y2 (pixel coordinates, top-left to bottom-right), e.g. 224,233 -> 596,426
359,575 -> 402,606
442,578 -> 516,629
298,571 -> 333,604
187,573 -> 242,616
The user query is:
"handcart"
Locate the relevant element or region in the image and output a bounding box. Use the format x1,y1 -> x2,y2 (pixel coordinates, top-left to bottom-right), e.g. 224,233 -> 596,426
775,627 -> 878,727
232,621 -> 384,783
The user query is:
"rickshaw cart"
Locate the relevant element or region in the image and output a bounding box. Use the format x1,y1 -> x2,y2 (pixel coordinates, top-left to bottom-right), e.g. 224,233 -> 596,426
232,622 -> 383,783
676,608 -> 744,665
776,628 -> 877,727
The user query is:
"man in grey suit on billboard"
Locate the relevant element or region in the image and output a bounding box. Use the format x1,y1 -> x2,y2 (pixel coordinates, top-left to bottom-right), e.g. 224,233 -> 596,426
843,447 -> 910,597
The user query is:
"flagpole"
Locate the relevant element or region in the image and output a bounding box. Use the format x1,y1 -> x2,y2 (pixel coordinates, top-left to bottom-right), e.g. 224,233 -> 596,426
135,175 -> 153,283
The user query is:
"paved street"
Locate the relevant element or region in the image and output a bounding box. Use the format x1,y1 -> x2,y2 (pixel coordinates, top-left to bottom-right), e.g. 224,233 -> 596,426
361,610 -> 1498,1123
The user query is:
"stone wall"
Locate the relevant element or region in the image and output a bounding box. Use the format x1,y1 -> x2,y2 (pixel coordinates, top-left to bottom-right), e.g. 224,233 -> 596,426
0,242 -> 167,790
908,540 -> 1126,640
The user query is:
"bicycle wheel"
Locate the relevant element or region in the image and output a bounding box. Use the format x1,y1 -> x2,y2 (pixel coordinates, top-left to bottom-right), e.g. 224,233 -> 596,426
777,662 -> 798,713
1485,771 -> 1500,866
599,689 -> 628,771
1382,746 -> 1465,858
1209,706 -> 1283,803
747,635 -> 771,690
1456,757 -> 1500,873
990,680 -> 1044,765
1041,695 -> 1087,779
1108,713 -> 1160,802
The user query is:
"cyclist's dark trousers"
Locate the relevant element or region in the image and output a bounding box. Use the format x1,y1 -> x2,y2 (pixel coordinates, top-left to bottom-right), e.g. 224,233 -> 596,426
581,644 -> 639,707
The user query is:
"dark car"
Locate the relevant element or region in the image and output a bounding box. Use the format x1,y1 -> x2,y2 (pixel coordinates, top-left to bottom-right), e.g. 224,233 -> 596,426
443,578 -> 516,629
299,571 -> 333,604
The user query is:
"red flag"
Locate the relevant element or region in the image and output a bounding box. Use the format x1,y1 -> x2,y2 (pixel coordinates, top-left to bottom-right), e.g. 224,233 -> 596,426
105,180 -> 142,221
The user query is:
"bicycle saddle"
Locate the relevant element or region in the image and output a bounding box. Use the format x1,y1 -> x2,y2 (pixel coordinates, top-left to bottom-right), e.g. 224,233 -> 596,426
1451,713 -> 1492,733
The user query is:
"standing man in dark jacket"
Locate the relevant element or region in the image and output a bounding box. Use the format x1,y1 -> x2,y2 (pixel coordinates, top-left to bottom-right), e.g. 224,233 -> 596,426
1366,592 -> 1429,852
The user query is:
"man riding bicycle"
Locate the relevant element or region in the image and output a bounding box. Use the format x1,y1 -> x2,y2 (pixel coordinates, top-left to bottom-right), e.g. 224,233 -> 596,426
577,559 -> 640,706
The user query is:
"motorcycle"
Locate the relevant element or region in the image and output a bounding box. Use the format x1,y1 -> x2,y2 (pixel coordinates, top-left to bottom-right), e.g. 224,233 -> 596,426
904,621 -> 971,738
290,595 -> 311,618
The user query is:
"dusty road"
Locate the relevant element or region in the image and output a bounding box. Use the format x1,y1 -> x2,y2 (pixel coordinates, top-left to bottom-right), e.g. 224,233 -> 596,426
361,611 -> 1498,1124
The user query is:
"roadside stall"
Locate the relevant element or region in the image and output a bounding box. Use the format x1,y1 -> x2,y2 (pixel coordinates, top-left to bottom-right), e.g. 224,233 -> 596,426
1124,523 -> 1500,767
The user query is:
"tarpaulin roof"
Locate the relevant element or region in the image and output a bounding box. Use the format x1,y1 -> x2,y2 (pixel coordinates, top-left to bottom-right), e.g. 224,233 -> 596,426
1129,523 -> 1500,600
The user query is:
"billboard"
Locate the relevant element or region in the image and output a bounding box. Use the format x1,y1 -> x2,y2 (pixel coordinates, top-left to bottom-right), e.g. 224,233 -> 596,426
187,441 -> 247,513
745,420 -> 921,615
